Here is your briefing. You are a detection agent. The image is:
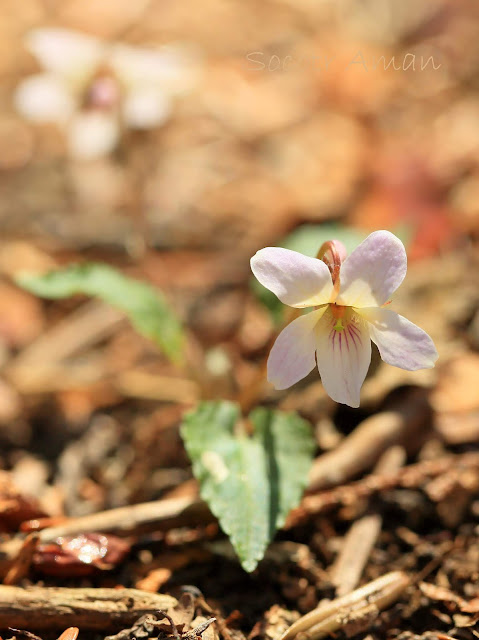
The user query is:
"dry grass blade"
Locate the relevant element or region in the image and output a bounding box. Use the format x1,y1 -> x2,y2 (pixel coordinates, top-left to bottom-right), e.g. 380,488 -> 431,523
278,571 -> 410,640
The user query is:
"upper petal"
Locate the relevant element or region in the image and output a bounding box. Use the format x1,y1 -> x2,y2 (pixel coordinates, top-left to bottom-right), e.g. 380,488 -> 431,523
251,247 -> 334,308
359,307 -> 438,371
25,28 -> 105,86
336,230 -> 407,308
14,73 -> 75,123
315,308 -> 371,408
268,308 -> 326,390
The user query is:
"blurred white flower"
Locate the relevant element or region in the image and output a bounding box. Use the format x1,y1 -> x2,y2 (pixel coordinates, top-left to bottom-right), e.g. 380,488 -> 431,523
68,111 -> 120,160
15,74 -> 75,123
14,28 -> 201,159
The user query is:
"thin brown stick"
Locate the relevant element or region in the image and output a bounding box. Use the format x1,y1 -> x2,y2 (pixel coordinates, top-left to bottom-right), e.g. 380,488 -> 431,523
0,585 -> 176,631
37,495 -> 211,543
287,451 -> 479,527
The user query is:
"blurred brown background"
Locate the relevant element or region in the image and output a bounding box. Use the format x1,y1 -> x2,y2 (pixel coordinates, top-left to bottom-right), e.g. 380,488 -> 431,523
1,0 -> 478,259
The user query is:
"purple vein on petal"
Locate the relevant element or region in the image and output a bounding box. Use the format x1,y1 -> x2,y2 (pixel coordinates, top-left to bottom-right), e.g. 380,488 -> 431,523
347,325 -> 356,349
349,323 -> 360,339
329,328 -> 336,352
348,325 -> 359,350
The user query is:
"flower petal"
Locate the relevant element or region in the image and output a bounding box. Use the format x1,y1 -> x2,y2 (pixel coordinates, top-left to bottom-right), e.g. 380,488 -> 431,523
315,308 -> 371,408
25,28 -> 105,86
268,308 -> 326,390
359,307 -> 438,370
123,88 -> 172,129
14,73 -> 75,123
68,111 -> 119,159
251,247 -> 334,308
336,230 -> 407,308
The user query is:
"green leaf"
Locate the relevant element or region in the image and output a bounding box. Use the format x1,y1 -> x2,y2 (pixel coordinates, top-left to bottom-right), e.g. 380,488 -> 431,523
181,401 -> 315,572
16,263 -> 184,363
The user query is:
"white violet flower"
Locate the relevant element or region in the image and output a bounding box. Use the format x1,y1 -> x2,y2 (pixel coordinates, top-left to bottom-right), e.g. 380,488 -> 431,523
251,230 -> 438,408
14,28 -> 200,159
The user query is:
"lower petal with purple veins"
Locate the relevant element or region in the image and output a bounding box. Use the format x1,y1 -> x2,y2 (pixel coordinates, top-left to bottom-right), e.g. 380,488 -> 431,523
315,307 -> 371,408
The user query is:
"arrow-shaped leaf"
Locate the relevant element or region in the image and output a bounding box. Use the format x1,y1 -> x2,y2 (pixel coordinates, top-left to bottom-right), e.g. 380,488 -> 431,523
181,401 -> 315,571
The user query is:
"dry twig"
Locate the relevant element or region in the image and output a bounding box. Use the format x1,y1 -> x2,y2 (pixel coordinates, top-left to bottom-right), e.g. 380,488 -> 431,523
37,495 -> 211,542
288,451 -> 479,527
0,585 -> 176,631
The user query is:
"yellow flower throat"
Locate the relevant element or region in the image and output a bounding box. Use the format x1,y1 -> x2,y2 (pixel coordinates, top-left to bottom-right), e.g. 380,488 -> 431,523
331,303 -> 347,332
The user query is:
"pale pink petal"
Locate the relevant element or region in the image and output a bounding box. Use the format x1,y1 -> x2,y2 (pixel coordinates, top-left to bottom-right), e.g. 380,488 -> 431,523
359,307 -> 438,370
68,111 -> 119,159
315,308 -> 371,408
14,73 -> 75,123
123,88 -> 172,129
268,308 -> 326,390
336,230 -> 407,308
25,28 -> 105,85
251,247 -> 334,308
109,43 -> 200,95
